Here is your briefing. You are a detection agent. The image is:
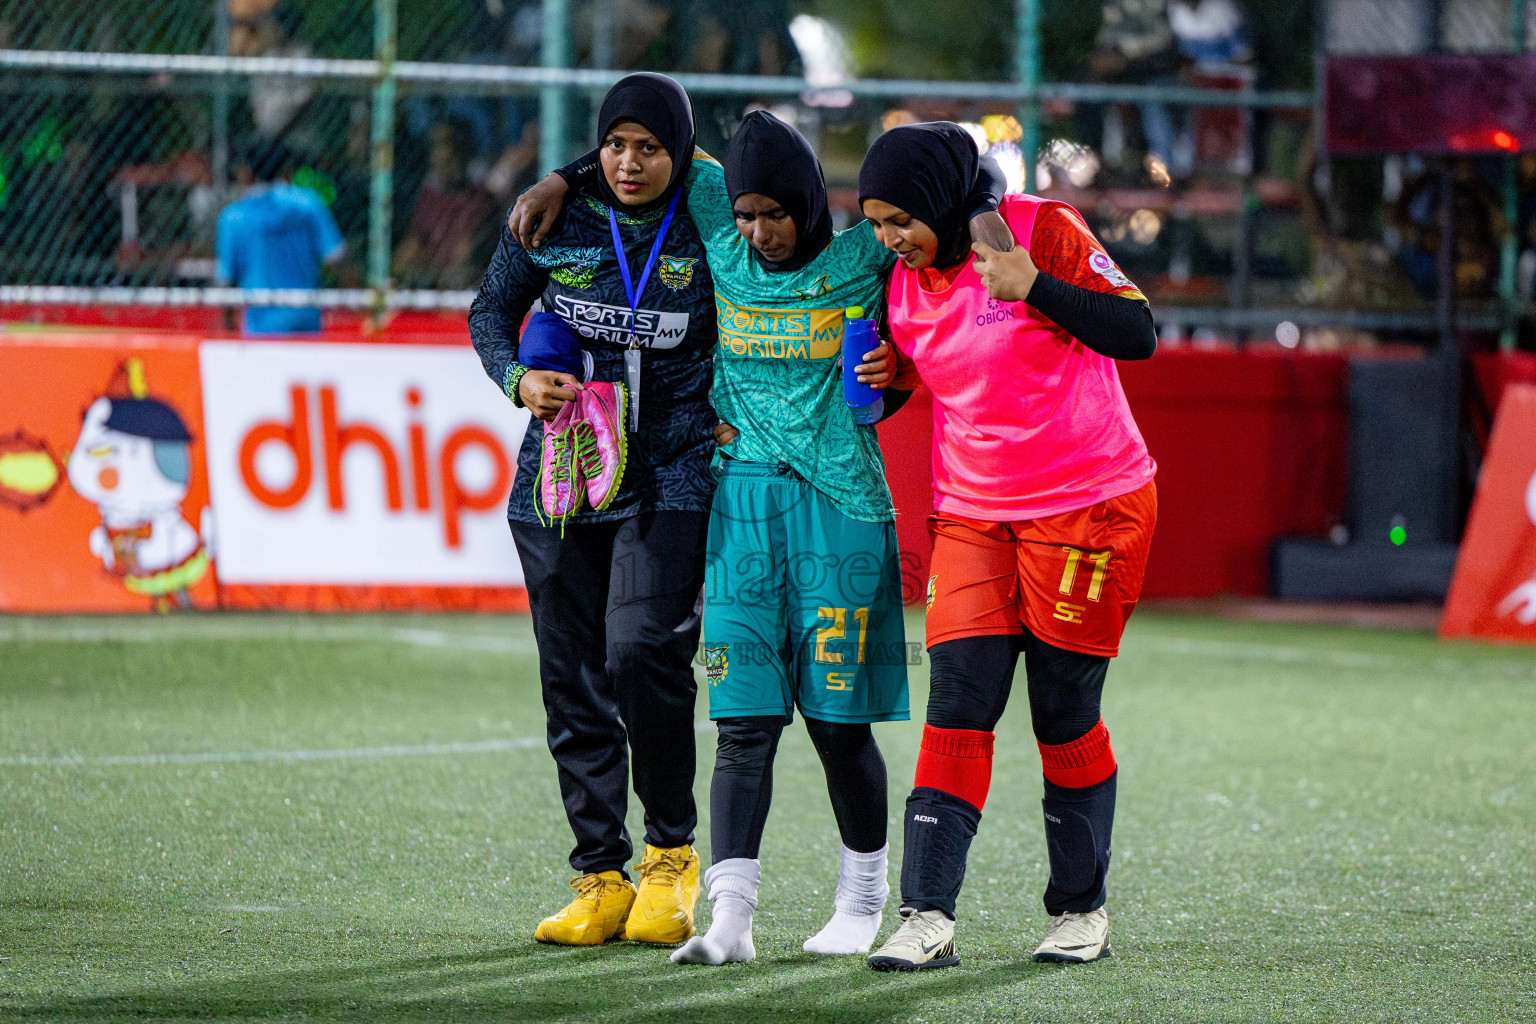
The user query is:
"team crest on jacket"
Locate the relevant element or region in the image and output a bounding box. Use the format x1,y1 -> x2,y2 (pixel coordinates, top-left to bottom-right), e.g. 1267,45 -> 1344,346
528,245 -> 603,289
657,256 -> 697,290
704,644 -> 729,684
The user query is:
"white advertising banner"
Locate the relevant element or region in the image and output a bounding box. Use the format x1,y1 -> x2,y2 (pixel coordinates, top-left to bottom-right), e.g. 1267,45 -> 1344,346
200,341 -> 530,586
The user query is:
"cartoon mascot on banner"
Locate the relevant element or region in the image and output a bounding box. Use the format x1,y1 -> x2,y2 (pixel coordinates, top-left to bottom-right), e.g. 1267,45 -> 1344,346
67,358 -> 214,611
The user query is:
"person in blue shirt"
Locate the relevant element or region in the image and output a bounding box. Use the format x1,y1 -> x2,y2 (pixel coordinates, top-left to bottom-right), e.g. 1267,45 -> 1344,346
216,141 -> 351,335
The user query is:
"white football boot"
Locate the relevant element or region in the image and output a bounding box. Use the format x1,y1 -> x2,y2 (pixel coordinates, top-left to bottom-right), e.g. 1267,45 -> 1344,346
867,908 -> 959,971
1032,907 -> 1111,963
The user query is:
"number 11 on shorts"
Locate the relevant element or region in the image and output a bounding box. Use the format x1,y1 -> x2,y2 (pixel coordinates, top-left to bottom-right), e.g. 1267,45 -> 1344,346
1058,547 -> 1111,600
1056,547 -> 1110,624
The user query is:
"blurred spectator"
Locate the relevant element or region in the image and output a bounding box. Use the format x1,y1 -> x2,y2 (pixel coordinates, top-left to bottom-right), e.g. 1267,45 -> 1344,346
676,0 -> 798,153
1169,0 -> 1250,66
596,0 -> 673,69
401,2 -> 544,207
217,140 -> 352,335
1170,0 -> 1252,176
326,101 -> 375,259
404,89 -> 539,208
677,0 -> 790,75
1086,0 -> 1253,183
392,118 -> 499,290
1087,0 -> 1178,180
1392,159 -> 1503,299
482,119 -> 541,205
1516,155 -> 1536,303
230,2 -> 314,144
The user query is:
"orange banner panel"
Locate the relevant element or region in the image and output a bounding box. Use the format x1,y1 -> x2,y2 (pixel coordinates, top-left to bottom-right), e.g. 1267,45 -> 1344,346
1441,384 -> 1536,643
0,335 -> 218,612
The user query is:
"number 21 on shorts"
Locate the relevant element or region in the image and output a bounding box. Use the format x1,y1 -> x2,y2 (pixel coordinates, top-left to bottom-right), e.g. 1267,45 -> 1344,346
1055,546 -> 1110,625
816,606 -> 869,688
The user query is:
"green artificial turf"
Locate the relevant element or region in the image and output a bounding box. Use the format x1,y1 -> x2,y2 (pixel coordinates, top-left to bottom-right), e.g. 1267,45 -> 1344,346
0,610 -> 1532,1023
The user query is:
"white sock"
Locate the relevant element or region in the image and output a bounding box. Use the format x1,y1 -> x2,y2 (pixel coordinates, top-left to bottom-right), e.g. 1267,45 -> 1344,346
803,843 -> 889,955
670,858 -> 760,965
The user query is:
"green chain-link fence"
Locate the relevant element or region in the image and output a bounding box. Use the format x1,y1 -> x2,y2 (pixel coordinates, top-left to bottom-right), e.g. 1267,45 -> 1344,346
0,0 -> 1529,342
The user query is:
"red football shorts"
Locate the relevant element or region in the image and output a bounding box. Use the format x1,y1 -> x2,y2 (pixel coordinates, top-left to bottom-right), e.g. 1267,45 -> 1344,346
924,481 -> 1157,657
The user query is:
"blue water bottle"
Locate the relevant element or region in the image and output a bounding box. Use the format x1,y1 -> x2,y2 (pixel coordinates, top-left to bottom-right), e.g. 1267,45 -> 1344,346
843,307 -> 884,425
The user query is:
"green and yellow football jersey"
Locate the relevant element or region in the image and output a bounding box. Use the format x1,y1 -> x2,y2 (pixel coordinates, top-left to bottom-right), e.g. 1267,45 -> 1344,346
686,153 -> 898,523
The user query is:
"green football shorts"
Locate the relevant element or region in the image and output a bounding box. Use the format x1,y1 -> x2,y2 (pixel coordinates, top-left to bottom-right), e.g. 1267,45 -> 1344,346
701,459 -> 910,723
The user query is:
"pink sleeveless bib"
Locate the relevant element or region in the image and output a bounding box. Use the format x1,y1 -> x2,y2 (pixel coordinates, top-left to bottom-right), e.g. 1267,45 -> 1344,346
886,193 -> 1155,521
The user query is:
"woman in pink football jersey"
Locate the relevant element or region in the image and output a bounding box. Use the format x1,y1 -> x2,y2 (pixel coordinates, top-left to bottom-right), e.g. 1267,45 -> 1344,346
856,122 -> 1159,972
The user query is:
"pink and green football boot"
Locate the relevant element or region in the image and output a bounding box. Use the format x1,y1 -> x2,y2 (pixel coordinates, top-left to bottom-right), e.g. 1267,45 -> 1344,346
573,381 -> 628,512
536,398 -> 586,527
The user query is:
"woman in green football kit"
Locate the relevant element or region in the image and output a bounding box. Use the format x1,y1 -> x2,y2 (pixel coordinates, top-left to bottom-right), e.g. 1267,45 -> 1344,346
509,109 -> 1009,965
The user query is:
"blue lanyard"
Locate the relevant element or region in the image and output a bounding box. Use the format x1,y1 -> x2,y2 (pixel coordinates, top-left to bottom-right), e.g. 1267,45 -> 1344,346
608,190 -> 680,346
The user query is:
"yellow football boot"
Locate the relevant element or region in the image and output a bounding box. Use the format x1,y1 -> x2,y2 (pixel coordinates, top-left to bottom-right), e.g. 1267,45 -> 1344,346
533,870 -> 636,945
623,843 -> 701,944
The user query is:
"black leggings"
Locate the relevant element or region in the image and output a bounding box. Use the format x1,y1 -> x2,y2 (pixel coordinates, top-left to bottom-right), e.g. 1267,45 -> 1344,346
511,511 -> 707,876
925,632 -> 1107,744
914,630 -> 1118,916
711,715 -> 888,861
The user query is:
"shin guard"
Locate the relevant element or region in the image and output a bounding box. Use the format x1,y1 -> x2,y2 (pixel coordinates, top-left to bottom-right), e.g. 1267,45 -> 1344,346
902,726 -> 994,917
1038,716 -> 1118,916
900,787 -> 981,919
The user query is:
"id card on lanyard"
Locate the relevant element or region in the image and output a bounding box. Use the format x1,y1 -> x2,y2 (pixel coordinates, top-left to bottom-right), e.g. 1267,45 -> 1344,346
609,191 -> 681,433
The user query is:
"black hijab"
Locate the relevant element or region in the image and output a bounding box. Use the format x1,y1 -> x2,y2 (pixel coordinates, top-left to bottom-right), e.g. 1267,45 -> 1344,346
594,72 -> 695,214
857,121 -> 981,270
723,110 -> 835,274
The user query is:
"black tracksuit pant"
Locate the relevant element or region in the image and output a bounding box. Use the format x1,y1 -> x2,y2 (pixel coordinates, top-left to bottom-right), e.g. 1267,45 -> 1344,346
511,511 -> 708,877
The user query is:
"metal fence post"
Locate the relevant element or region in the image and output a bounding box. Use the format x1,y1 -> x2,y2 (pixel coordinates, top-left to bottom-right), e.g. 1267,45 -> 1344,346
540,0 -> 573,174
368,0 -> 398,309
1017,0 -> 1041,193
